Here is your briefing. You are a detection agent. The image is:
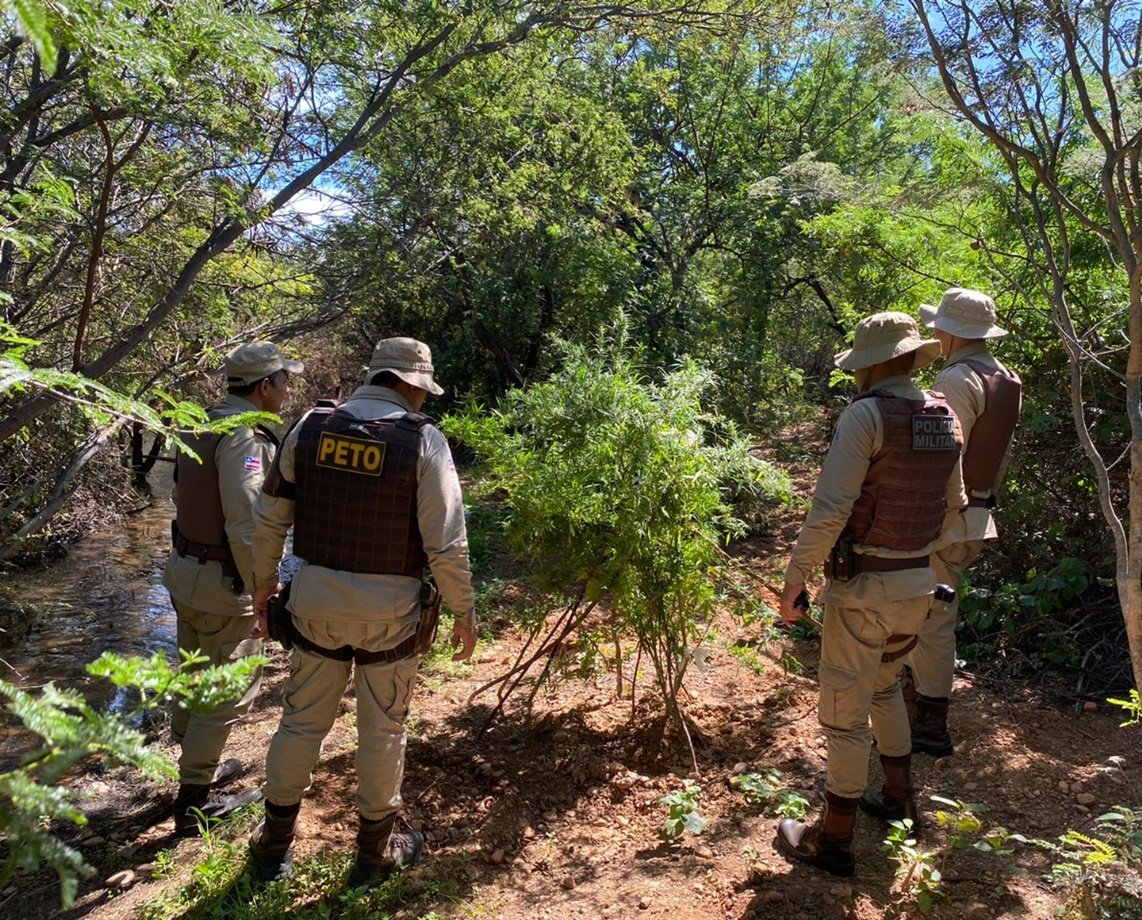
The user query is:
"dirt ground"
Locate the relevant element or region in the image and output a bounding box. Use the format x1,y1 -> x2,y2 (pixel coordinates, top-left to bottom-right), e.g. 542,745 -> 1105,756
4,442 -> 1141,920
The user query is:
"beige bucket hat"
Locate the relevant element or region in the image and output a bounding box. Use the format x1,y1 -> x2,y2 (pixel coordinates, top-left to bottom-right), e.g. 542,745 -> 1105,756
366,336 -> 444,395
834,311 -> 942,372
919,287 -> 1008,339
224,341 -> 304,385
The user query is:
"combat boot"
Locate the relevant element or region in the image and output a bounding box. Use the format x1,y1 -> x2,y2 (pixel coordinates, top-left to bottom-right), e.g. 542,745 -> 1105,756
860,754 -> 919,828
912,694 -> 954,757
173,783 -> 262,838
347,813 -> 424,887
211,758 -> 243,787
249,801 -> 301,881
775,792 -> 858,877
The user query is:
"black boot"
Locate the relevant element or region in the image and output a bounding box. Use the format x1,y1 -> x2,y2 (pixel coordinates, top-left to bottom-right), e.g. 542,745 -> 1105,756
347,813 -> 424,887
174,782 -> 262,838
249,801 -> 300,881
775,792 -> 858,877
860,754 -> 919,828
912,694 -> 954,757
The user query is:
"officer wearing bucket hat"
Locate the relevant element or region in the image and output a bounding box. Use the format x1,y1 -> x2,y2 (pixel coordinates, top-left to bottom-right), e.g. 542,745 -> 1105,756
247,336 -> 476,885
163,340 -> 303,836
775,312 -> 967,876
903,288 -> 1022,757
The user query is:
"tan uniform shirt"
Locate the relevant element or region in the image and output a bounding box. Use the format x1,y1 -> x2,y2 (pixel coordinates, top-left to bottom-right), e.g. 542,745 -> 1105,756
162,394 -> 276,615
932,342 -> 1020,548
252,385 -> 475,653
784,375 -> 968,606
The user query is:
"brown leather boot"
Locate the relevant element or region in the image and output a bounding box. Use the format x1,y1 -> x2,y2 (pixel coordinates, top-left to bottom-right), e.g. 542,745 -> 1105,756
348,813 -> 424,887
249,801 -> 300,881
912,694 -> 954,757
775,792 -> 858,877
860,754 -> 919,828
173,782 -> 262,838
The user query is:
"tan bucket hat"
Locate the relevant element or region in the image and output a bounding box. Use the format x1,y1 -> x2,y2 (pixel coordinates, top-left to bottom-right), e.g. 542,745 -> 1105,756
366,337 -> 444,396
834,311 -> 942,372
919,287 -> 1008,339
223,341 -> 304,386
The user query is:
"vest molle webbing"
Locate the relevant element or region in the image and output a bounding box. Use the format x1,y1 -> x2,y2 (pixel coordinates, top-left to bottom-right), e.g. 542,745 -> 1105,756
291,406 -> 431,577
845,393 -> 961,552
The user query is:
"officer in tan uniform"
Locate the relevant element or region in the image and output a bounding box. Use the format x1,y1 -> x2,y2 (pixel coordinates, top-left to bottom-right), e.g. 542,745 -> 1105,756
247,336 -> 476,884
775,312 -> 967,876
163,341 -> 303,835
905,288 -> 1021,756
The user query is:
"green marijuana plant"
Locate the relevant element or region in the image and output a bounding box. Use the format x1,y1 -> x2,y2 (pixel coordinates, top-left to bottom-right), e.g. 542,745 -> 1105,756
730,768 -> 810,819
660,780 -> 706,840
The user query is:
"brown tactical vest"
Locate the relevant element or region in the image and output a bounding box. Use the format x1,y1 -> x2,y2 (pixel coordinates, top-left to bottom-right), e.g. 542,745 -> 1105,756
845,393 -> 962,551
954,357 -> 1021,496
289,405 -> 431,577
174,428 -> 227,546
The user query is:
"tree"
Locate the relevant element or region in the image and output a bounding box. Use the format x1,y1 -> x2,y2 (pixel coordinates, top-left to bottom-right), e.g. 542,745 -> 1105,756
905,0 -> 1142,690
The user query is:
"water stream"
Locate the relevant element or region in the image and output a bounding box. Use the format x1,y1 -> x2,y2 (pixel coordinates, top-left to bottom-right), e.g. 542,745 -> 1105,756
0,477 -> 179,769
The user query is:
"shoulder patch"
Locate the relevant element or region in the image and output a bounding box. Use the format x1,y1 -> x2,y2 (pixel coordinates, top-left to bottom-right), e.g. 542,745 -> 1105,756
243,455 -> 262,471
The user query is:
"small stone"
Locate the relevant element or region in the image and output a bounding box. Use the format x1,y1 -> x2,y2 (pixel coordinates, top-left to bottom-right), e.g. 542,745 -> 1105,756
83,836 -> 107,848
490,848 -> 505,864
1058,780 -> 1071,792
561,875 -> 576,890
1076,793 -> 1098,806
1083,701 -> 1098,712
616,816 -> 630,827
696,845 -> 714,859
732,762 -> 750,775
1070,782 -> 1084,794
639,896 -> 651,910
522,826 -> 536,839
464,864 -> 480,881
829,883 -> 852,899
762,889 -> 784,903
106,869 -> 135,890
964,782 -> 978,791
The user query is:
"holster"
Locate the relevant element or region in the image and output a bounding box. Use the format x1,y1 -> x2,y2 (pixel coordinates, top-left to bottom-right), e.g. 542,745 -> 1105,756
825,532 -> 855,582
415,578 -> 443,655
266,582 -> 296,650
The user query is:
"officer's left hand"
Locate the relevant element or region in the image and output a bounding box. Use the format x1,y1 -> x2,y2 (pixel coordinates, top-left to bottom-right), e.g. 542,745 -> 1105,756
779,580 -> 808,627
251,585 -> 277,640
450,620 -> 477,661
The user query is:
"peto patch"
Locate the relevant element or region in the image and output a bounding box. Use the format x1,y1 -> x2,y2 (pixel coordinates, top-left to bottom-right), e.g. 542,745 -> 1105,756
316,432 -> 386,475
911,414 -> 957,450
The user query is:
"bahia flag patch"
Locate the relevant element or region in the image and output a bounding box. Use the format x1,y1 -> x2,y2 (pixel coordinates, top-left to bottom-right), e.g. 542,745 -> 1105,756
243,455 -> 262,472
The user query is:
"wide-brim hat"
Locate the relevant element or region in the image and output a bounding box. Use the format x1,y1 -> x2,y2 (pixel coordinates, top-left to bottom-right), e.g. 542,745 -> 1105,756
366,336 -> 444,396
223,341 -> 304,386
834,311 -> 942,372
920,286 -> 1008,339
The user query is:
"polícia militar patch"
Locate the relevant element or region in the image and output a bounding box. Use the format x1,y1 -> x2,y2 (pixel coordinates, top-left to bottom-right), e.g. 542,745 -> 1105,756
911,414 -> 957,450
315,432 -> 387,475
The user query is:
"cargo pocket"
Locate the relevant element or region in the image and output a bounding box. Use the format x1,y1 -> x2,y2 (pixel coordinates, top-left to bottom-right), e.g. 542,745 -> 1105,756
817,662 -> 859,730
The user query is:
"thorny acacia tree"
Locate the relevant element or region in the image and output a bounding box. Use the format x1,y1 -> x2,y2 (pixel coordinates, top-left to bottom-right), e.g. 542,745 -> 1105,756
906,0 -> 1142,689
0,1 -> 751,549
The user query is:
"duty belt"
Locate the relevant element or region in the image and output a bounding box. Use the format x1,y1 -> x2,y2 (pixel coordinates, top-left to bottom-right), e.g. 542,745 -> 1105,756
853,554 -> 929,574
171,522 -> 243,592
291,630 -> 420,666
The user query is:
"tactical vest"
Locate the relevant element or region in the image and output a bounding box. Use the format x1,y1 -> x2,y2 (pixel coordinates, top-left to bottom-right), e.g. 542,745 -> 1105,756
174,429 -> 227,547
290,405 -> 431,576
954,357 -> 1022,496
845,393 -> 961,551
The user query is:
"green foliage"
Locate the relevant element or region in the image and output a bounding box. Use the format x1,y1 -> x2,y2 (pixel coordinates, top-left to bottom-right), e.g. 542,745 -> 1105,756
884,818 -> 942,913
1107,690 -> 1140,727
729,768 -> 810,819
1036,808 -> 1142,919
0,651 -> 265,906
659,780 -> 706,840
443,324 -> 791,721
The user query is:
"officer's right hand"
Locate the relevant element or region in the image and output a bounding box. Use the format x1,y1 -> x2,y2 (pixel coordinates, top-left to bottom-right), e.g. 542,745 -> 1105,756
251,585 -> 278,640
450,620 -> 477,661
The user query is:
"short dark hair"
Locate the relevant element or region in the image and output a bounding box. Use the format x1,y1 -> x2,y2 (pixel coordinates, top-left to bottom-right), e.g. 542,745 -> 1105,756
367,370 -> 403,388
228,368 -> 286,397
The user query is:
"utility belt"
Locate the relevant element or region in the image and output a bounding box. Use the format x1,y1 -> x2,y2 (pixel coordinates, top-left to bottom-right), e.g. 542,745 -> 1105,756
825,531 -> 929,582
266,578 -> 442,665
171,521 -> 244,593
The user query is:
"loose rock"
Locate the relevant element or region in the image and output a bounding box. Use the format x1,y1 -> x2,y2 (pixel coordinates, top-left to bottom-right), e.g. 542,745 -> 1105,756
1076,792 -> 1098,806
106,869 -> 135,890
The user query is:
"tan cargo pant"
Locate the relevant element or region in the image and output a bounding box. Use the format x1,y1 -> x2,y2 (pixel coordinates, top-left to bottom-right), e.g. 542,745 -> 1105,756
172,602 -> 264,785
819,594 -> 932,798
262,649 -> 421,820
907,540 -> 984,698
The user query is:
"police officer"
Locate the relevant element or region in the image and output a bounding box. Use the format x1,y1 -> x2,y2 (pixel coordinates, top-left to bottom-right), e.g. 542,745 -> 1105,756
904,288 -> 1022,756
247,336 -> 476,884
163,341 -> 303,836
775,312 -> 967,876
